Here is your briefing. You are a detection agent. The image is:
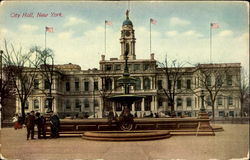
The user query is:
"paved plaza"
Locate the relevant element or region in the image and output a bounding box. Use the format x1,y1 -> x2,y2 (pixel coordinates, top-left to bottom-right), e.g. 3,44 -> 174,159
0,124 -> 249,160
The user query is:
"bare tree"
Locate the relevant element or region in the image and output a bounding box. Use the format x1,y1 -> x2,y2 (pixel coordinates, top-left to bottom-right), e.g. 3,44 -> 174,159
194,64 -> 232,120
235,69 -> 249,117
157,55 -> 186,116
2,40 -> 41,122
29,46 -> 54,112
0,58 -> 16,120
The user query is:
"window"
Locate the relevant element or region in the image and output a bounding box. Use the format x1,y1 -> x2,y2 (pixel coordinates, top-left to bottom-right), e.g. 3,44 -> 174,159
207,76 -> 211,87
227,75 -> 232,86
158,98 -> 163,107
25,101 -> 29,110
44,80 -> 50,89
134,64 -> 140,71
135,78 -> 141,90
143,64 -> 150,71
105,65 -> 112,71
144,97 -> 152,111
216,76 -> 222,87
84,99 -> 89,108
33,99 -> 39,109
144,78 -> 150,90
45,99 -> 49,108
94,81 -> 98,91
135,100 -> 142,111
75,81 -> 79,91
66,100 -> 71,109
168,80 -> 172,89
105,78 -> 112,90
66,82 -> 70,91
75,99 -> 81,108
186,79 -> 191,89
177,80 -> 182,89
217,97 -> 222,106
84,81 -> 89,91
115,64 -> 121,71
177,98 -> 182,107
229,111 -> 234,117
228,96 -> 233,105
219,111 -> 225,117
157,80 -> 163,90
186,98 -> 192,107
34,79 -> 39,89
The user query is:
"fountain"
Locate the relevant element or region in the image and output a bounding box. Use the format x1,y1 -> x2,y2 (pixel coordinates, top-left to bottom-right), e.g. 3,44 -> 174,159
82,35 -> 171,140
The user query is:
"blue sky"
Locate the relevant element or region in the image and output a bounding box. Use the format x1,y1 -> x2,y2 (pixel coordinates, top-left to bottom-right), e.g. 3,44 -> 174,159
0,1 -> 249,72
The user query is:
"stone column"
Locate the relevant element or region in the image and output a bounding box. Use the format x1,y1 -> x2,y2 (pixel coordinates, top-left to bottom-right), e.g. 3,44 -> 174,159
141,98 -> 145,111
150,96 -> 154,111
141,77 -> 144,90
132,103 -> 135,114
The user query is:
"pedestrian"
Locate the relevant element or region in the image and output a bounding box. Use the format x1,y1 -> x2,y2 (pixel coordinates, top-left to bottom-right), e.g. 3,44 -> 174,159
35,112 -> 46,139
12,114 -> 21,130
25,111 -> 36,140
49,111 -> 60,138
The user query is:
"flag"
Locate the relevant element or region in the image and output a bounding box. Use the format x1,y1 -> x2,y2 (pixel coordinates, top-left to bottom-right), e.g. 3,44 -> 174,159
210,23 -> 219,29
150,18 -> 157,24
45,26 -> 53,32
105,20 -> 112,26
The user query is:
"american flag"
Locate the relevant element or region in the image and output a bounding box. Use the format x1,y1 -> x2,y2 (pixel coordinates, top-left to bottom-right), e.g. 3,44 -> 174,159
210,23 -> 219,29
105,20 -> 112,26
45,26 -> 53,32
150,18 -> 157,24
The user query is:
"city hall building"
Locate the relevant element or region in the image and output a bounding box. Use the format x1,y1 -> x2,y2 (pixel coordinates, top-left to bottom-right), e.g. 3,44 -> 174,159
16,13 -> 242,118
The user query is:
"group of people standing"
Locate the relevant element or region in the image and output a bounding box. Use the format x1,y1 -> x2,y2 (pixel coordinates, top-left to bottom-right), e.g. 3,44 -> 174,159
13,110 -> 60,140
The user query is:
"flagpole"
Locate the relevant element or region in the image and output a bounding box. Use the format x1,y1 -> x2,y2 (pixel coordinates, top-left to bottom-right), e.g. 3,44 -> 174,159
104,21 -> 106,54
45,27 -> 47,50
210,23 -> 212,63
150,19 -> 151,54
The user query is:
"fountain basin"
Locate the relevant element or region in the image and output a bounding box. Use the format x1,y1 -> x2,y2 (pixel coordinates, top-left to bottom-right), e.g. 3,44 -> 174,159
82,130 -> 171,141
108,94 -> 144,104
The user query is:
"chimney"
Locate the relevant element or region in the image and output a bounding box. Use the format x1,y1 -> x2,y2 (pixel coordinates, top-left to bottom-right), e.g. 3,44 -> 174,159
150,53 -> 154,60
101,55 -> 105,61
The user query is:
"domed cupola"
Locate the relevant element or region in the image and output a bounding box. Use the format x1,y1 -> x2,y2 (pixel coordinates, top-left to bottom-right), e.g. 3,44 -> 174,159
122,10 -> 133,26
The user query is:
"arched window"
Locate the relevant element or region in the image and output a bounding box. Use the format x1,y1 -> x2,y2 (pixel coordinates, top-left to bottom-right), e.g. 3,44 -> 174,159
33,99 -> 39,109
144,77 -> 150,90
176,98 -> 182,107
186,98 -> 192,107
135,78 -> 141,90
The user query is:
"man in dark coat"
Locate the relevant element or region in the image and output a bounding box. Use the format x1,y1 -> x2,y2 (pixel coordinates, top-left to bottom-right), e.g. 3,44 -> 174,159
35,112 -> 46,139
49,111 -> 60,138
25,111 -> 36,140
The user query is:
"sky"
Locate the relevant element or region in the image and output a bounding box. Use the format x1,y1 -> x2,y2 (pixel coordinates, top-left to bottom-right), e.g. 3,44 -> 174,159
0,1 -> 249,72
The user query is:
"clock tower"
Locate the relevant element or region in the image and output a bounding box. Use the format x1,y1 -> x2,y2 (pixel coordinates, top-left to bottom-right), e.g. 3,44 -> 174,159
120,10 -> 136,60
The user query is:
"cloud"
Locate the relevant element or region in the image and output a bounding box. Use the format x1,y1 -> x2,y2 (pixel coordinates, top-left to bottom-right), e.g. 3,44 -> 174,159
169,17 -> 190,26
64,16 -> 87,27
58,31 -> 74,39
217,30 -> 233,37
183,30 -> 203,38
19,24 -> 39,32
165,30 -> 178,37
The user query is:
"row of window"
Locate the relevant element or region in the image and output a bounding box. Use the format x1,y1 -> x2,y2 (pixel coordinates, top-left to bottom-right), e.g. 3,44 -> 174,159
65,81 -> 98,92
105,63 -> 151,71
65,99 -> 99,110
157,79 -> 191,90
203,75 -> 233,87
207,96 -> 234,106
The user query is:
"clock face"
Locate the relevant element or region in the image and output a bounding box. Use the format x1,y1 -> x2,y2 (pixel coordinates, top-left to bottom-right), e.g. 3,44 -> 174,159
125,30 -> 130,37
